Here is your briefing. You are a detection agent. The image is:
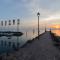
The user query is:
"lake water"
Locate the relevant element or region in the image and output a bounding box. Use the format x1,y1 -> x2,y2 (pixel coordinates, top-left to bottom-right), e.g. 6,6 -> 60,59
52,30 -> 60,36
0,25 -> 45,54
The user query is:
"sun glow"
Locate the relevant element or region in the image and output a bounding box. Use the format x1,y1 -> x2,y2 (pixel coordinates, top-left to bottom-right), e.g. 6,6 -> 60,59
50,25 -> 60,29
55,25 -> 60,29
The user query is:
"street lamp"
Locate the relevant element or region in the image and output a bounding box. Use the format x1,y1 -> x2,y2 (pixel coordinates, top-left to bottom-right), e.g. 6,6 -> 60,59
37,12 -> 40,40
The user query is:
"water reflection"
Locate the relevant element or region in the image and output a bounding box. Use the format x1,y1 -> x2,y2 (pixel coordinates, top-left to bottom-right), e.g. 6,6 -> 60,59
0,36 -> 20,53
4,41 -> 7,46
52,30 -> 60,36
33,28 -> 35,35
8,37 -> 12,39
26,32 -> 27,38
0,29 -> 45,54
16,36 -> 20,48
8,42 -> 11,47
1,40 -> 3,46
0,40 -> 16,48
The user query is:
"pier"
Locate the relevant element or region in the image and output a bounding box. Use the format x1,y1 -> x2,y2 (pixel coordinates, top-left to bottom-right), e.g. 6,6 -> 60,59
1,31 -> 60,60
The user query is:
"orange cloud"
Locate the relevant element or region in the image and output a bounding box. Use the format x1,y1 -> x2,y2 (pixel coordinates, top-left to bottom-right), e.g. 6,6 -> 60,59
49,24 -> 60,29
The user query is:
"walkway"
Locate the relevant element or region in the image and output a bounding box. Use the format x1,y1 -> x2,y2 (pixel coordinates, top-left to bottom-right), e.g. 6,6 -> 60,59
2,31 -> 60,60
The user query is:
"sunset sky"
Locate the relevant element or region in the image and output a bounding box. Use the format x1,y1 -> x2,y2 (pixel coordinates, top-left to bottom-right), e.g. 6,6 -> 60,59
0,0 -> 60,28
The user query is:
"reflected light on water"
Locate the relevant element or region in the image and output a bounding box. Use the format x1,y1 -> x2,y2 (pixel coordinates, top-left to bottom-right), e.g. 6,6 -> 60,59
52,30 -> 60,36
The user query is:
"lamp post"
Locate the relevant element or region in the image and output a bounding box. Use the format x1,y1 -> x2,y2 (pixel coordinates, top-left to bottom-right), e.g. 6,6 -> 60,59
17,19 -> 20,32
37,12 -> 40,40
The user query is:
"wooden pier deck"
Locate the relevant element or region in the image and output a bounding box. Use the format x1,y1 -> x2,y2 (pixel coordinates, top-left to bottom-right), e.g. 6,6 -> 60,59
1,31 -> 60,60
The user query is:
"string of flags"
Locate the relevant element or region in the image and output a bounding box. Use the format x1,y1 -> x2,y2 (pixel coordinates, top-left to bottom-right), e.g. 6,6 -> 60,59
0,19 -> 20,26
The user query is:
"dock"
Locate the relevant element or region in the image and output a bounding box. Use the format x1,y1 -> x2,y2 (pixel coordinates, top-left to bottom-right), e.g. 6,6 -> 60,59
1,31 -> 60,60
0,31 -> 23,36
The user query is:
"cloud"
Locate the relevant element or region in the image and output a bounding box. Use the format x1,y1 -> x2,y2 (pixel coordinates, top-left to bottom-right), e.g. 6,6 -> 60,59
0,0 -> 60,22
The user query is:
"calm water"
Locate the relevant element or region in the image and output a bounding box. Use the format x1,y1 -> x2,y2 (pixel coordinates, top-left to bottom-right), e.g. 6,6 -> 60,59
52,30 -> 60,36
0,25 -> 45,54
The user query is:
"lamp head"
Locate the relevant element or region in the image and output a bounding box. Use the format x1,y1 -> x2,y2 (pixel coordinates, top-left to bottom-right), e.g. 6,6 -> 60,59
37,12 -> 40,16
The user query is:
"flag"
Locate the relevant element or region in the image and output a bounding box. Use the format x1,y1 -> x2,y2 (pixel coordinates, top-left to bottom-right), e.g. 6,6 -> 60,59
9,20 -> 11,25
17,19 -> 20,25
1,21 -> 3,26
13,20 -> 15,25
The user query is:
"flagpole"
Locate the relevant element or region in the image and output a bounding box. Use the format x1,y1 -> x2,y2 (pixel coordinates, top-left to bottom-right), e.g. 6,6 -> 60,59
17,19 -> 20,32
